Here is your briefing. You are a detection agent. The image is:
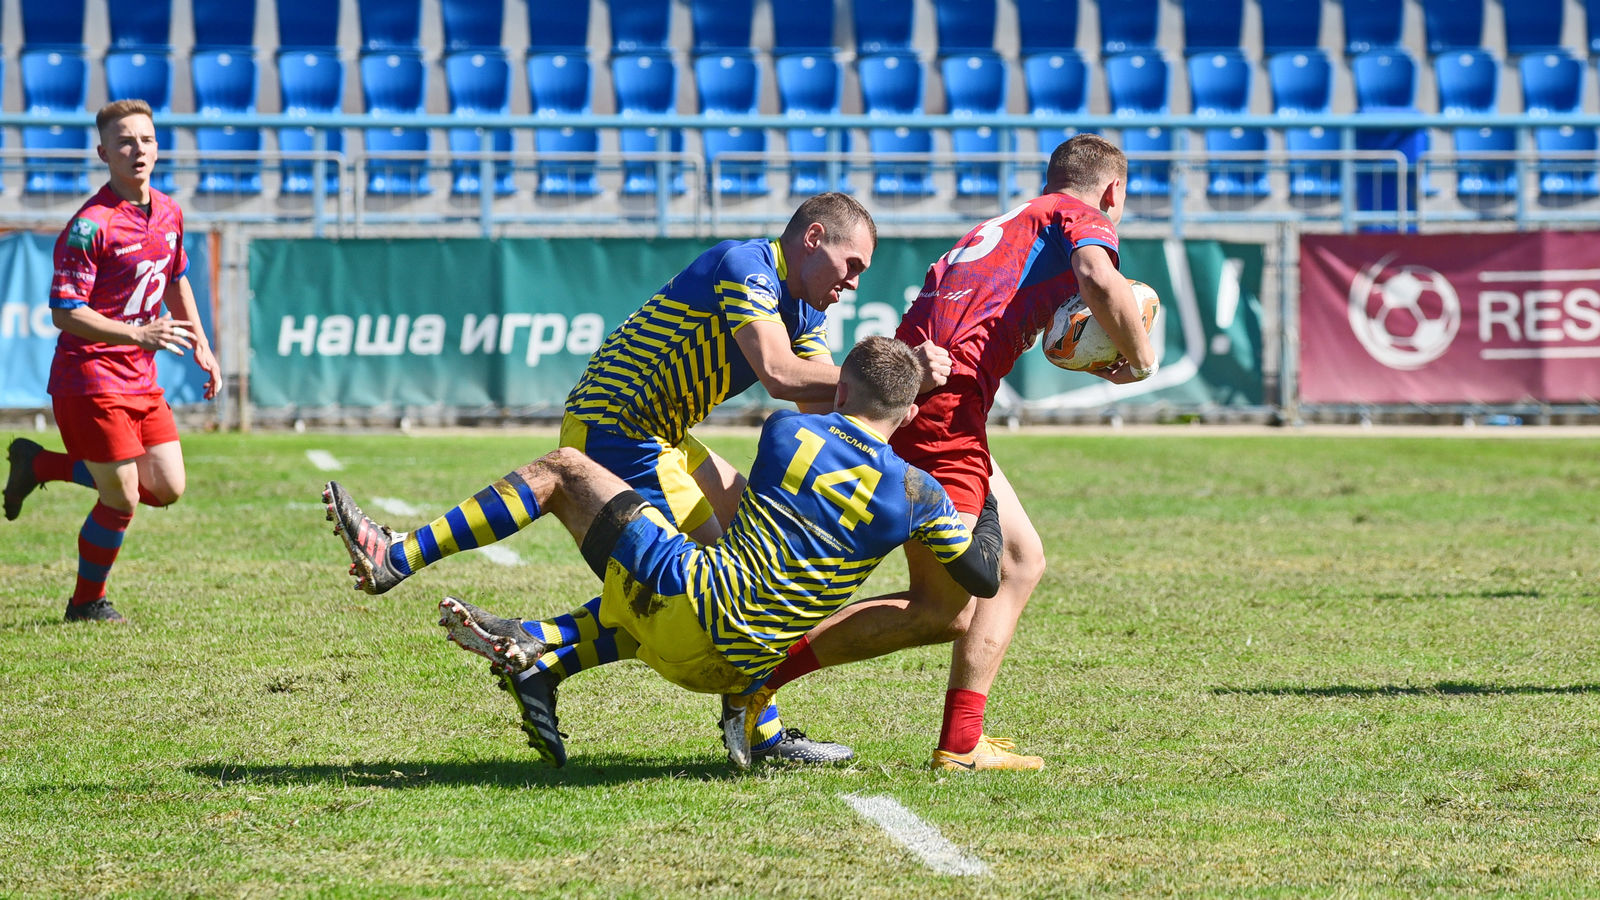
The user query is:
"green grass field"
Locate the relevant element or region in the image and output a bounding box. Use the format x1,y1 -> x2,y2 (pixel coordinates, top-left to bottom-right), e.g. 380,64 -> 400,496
2,429 -> 1597,898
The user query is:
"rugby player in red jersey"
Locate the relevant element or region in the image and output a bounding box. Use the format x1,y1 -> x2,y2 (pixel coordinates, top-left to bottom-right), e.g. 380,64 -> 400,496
773,134 -> 1159,770
4,99 -> 218,623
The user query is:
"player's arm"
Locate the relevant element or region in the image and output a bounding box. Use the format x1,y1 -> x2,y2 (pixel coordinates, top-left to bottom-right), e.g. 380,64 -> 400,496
51,304 -> 195,352
733,319 -> 842,403
1072,244 -> 1158,381
162,274 -> 220,399
938,493 -> 1003,599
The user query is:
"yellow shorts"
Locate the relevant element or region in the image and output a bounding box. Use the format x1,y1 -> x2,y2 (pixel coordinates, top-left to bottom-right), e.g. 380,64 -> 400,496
593,504 -> 757,695
559,414 -> 714,535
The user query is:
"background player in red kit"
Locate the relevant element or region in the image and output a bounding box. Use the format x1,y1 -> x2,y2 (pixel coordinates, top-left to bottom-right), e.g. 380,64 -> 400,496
3,99 -> 218,623
782,134 -> 1159,770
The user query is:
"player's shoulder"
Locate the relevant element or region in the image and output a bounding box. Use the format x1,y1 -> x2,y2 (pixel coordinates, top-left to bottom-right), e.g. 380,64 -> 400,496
64,186 -> 118,227
712,238 -> 778,274
150,187 -> 184,218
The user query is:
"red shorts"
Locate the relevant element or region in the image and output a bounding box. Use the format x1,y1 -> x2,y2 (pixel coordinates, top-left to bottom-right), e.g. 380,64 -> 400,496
52,391 -> 179,463
889,375 -> 992,515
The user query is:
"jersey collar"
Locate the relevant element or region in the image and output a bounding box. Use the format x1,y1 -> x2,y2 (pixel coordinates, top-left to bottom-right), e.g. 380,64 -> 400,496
769,239 -> 789,281
840,414 -> 888,444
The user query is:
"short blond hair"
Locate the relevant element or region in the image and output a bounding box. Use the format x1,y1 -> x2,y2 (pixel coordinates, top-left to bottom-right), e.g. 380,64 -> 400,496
1044,133 -> 1127,194
96,99 -> 155,141
839,336 -> 922,420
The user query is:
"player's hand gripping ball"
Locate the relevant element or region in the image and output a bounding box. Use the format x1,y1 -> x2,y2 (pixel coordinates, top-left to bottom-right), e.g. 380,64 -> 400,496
1042,279 -> 1162,371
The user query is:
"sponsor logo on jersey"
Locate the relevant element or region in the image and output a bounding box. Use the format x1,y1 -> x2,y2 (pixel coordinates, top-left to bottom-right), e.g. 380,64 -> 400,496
67,218 -> 98,250
114,242 -> 144,256
744,272 -> 779,303
165,231 -> 177,250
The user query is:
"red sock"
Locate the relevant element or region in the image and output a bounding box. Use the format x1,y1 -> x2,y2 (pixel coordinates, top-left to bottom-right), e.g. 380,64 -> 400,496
70,502 -> 133,606
764,635 -> 821,692
938,689 -> 987,754
33,449 -> 73,484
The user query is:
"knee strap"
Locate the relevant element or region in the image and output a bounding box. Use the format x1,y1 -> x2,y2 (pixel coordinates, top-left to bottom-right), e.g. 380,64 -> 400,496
580,490 -> 649,580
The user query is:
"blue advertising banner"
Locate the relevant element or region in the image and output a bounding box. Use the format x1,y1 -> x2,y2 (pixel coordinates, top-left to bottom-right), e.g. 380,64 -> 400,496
0,230 -> 215,409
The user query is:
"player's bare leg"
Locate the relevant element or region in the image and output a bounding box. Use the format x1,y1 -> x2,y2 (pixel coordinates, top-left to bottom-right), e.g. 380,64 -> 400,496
688,445 -> 746,544
133,440 -> 186,507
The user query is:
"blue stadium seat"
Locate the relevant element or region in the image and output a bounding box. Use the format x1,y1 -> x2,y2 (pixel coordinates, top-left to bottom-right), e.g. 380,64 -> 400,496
691,0 -> 755,54
1104,51 -> 1170,195
1024,51 -> 1088,155
935,0 -> 998,55
192,0 -> 256,49
359,0 -> 422,52
1520,52 -> 1597,196
1183,0 -> 1243,54
611,0 -> 671,51
1435,49 -> 1498,114
441,0 -> 504,51
1268,50 -> 1337,196
21,49 -> 88,194
107,0 -> 171,49
1503,0 -> 1563,55
1260,0 -> 1321,56
277,0 -> 339,50
1188,52 -> 1267,196
1015,0 -> 1079,55
612,52 -> 685,195
696,53 -> 768,195
525,0 -> 589,52
527,52 -> 600,194
1422,0 -> 1483,55
1352,49 -> 1417,110
22,0 -> 86,49
942,53 -> 1014,195
1342,0 -> 1403,55
1591,0 -> 1600,54
775,53 -> 849,194
1100,0 -> 1159,55
360,51 -> 431,195
446,50 -> 515,195
772,1 -> 835,53
277,49 -> 344,194
854,0 -> 915,54
192,49 -> 262,193
104,50 -> 176,193
859,52 -> 934,196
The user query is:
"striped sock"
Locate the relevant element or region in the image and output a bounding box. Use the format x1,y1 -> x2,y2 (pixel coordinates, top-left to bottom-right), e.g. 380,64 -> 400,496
70,502 -> 133,606
388,471 -> 541,576
526,597 -> 640,680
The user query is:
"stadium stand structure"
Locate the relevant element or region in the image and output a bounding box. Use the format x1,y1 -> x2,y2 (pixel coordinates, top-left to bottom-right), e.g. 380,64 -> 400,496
1105,50 -> 1172,196
690,0 -> 756,54
695,52 -> 768,195
192,0 -> 256,50
277,48 -> 344,194
935,0 -> 999,55
1023,50 -> 1088,155
1342,0 -> 1405,55
105,49 -> 178,193
1520,51 -> 1599,195
21,0 -> 87,49
1435,49 -> 1514,196
21,49 -> 89,194
1503,0 -> 1565,56
359,0 -> 423,52
360,51 -> 431,195
942,52 -> 1014,195
859,51 -> 935,196
612,51 -> 685,194
445,49 -> 516,195
1422,0 -> 1484,55
1268,48 -> 1340,197
610,0 -> 672,51
442,0 -> 506,51
771,1 -> 835,53
1183,0 -> 1244,55
107,0 -> 172,49
854,0 -> 916,54
776,52 -> 850,194
1260,0 -> 1323,56
1014,0 -> 1078,54
1189,51 -> 1269,196
1101,0 -> 1161,55
192,49 -> 262,193
277,0 -> 339,50
527,51 -> 601,194
526,0 -> 590,52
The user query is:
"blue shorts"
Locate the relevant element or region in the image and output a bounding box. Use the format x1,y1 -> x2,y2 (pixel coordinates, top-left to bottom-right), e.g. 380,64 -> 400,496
560,414 -> 714,534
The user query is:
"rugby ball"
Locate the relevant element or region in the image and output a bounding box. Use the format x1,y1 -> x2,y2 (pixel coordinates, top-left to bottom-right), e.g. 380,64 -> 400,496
1041,279 -> 1162,371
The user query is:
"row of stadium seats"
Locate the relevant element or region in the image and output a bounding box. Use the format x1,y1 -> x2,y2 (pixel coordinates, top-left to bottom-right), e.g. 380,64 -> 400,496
20,0 -> 1600,60
9,40 -> 1598,200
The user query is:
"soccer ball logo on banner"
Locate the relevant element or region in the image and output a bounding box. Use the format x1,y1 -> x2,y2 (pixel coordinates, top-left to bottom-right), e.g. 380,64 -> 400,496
1347,253 -> 1461,370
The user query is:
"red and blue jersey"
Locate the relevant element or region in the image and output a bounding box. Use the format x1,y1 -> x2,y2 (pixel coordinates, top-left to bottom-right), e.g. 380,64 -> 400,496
896,192 -> 1119,398
48,184 -> 188,396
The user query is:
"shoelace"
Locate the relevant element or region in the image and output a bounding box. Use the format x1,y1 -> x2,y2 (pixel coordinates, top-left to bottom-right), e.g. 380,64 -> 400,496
977,735 -> 1019,751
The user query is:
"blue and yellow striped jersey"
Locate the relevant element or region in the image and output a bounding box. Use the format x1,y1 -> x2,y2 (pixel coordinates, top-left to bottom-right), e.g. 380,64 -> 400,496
566,239 -> 831,445
696,409 -> 972,678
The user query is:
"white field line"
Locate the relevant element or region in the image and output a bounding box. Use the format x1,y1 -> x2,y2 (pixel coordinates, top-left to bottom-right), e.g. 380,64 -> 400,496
371,497 -> 422,517
842,794 -> 989,877
305,450 -> 344,471
477,545 -> 523,567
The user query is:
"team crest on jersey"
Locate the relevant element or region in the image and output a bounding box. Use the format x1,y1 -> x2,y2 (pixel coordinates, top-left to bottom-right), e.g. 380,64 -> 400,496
744,272 -> 779,302
165,231 -> 177,250
67,218 -> 98,250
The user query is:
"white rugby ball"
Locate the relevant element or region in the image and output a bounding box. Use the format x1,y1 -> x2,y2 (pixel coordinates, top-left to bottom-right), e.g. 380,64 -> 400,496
1041,279 -> 1162,371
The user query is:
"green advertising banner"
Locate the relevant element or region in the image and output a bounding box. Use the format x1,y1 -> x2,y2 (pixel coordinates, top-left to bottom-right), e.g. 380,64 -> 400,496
250,237 -> 1263,410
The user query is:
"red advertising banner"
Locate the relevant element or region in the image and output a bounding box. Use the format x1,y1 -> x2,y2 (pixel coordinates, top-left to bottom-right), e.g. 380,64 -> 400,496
1299,232 -> 1600,404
